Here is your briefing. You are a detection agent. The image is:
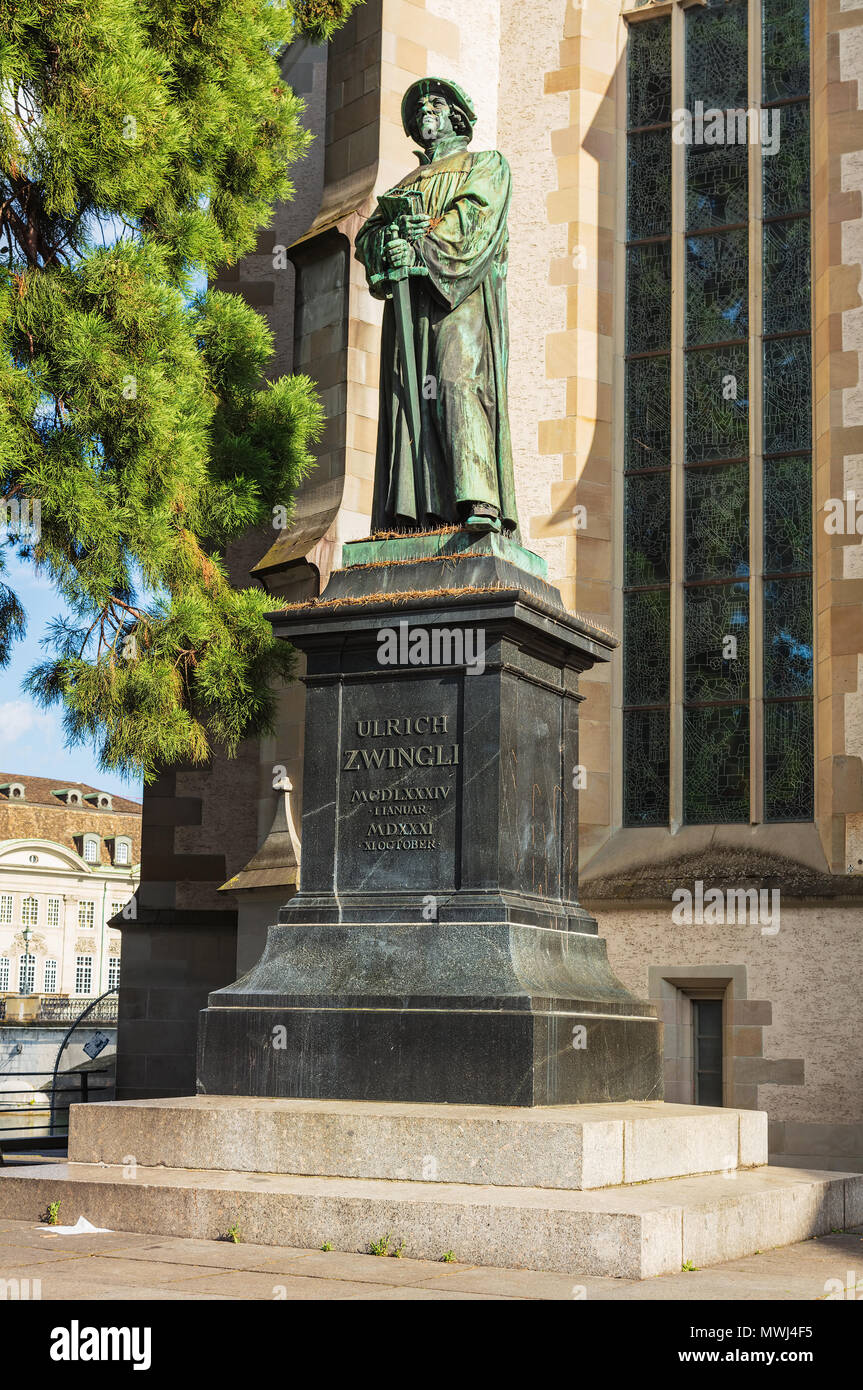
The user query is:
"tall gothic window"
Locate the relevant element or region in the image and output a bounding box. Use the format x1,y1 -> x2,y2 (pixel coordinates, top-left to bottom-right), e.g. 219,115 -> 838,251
623,0 -> 812,827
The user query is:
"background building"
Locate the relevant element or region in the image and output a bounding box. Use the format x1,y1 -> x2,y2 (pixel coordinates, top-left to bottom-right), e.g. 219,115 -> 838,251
0,774 -> 140,1003
117,0 -> 863,1173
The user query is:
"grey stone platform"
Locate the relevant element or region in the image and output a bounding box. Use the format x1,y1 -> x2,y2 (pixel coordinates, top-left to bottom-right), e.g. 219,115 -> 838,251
0,1097 -> 859,1280
69,1096 -> 766,1189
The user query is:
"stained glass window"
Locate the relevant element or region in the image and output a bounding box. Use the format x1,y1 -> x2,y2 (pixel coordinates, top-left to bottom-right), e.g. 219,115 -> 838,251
685,464 -> 749,582
686,142 -> 749,231
623,0 -> 812,828
686,230 -> 749,346
761,0 -> 812,821
681,0 -> 749,825
762,101 -> 810,219
762,0 -> 810,102
764,700 -> 813,822
625,355 -> 671,472
627,131 -> 672,240
762,218 -> 810,335
685,585 -> 750,704
624,590 -> 671,707
763,577 -> 813,698
685,0 -> 749,112
624,710 -> 670,827
626,242 -> 672,355
623,13 -> 673,826
684,705 -> 750,825
625,473 -> 670,588
763,337 -> 811,455
763,456 -> 811,574
628,19 -> 671,129
685,344 -> 749,463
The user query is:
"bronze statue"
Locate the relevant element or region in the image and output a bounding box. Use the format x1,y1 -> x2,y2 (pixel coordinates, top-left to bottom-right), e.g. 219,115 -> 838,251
355,78 -> 518,535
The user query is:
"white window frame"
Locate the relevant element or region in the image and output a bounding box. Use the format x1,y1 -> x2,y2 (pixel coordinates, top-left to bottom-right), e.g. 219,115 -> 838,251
0,894 -> 12,925
21,896 -> 38,927
18,953 -> 36,993
0,957 -> 9,991
77,900 -> 95,931
43,959 -> 58,993
75,956 -> 93,994
114,839 -> 131,866
82,836 -> 100,864
46,897 -> 62,929
107,957 -> 121,991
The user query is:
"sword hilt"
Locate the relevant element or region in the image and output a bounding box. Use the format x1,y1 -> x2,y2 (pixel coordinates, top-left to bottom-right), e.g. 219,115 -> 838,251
384,220 -> 413,285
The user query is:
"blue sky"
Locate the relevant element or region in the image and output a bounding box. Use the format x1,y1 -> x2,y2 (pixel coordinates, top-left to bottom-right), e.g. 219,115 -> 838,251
1,552 -> 144,804
0,215 -> 207,809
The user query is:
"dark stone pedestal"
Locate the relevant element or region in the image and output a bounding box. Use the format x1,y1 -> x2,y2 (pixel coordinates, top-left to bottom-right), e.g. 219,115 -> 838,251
197,532 -> 662,1105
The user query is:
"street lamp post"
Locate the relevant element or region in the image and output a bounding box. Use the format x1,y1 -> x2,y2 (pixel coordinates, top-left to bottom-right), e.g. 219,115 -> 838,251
21,923 -> 33,993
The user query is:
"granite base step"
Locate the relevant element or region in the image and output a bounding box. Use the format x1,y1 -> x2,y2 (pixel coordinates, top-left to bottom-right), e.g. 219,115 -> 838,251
0,1160 -> 859,1279
67,1096 -> 768,1190
2,1097 -> 857,1278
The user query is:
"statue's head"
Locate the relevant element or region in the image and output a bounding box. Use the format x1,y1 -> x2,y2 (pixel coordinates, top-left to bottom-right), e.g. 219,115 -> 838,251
401,78 -> 476,149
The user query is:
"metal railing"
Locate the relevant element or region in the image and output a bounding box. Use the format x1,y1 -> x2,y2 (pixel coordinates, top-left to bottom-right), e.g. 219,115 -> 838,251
0,1068 -> 113,1155
0,994 -> 118,1024
37,995 -> 118,1024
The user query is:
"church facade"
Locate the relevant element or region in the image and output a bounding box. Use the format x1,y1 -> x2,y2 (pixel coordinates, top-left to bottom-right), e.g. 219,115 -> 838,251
119,0 -> 863,1171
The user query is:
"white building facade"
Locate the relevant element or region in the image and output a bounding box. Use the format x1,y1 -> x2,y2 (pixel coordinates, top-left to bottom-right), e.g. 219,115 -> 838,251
0,777 -> 140,1002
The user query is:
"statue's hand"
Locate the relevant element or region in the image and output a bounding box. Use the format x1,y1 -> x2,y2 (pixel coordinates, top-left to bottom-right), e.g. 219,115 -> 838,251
399,212 -> 431,242
385,236 -> 416,270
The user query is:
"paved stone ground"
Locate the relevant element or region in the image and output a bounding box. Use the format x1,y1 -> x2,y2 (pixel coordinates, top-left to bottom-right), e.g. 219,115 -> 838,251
2,1151 -> 861,1302
1,1212 -> 861,1301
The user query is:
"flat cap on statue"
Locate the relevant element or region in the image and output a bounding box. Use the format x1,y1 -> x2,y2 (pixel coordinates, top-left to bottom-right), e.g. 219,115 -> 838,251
400,77 -> 477,143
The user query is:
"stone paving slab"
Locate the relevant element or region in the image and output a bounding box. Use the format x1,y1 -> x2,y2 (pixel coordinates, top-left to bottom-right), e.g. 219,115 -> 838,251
0,1218 -> 861,1300
410,1265 -> 614,1298
0,1230 -> 158,1256
341,1285 -> 507,1300
24,1235 -> 320,1272
156,1269 -> 383,1299
72,1286 -> 236,1301
248,1249 -> 473,1285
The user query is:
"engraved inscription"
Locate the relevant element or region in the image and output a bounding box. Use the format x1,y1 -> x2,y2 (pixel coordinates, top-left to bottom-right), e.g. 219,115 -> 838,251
342,713 -> 459,853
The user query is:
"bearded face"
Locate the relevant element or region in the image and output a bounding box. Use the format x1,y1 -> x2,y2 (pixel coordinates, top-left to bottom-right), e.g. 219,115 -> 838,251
415,93 -> 455,146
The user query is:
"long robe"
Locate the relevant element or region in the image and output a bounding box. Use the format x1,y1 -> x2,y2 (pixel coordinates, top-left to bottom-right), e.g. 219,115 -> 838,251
355,136 -> 518,533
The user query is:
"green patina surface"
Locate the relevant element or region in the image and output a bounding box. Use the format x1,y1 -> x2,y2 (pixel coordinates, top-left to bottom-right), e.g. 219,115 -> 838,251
341,528 -> 548,578
353,78 -> 518,535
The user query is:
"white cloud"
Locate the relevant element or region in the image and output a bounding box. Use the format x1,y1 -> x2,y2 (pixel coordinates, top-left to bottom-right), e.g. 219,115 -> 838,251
0,699 -> 56,742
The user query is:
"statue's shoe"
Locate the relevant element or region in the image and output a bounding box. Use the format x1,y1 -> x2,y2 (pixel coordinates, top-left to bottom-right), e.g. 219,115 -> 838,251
464,512 -> 502,533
